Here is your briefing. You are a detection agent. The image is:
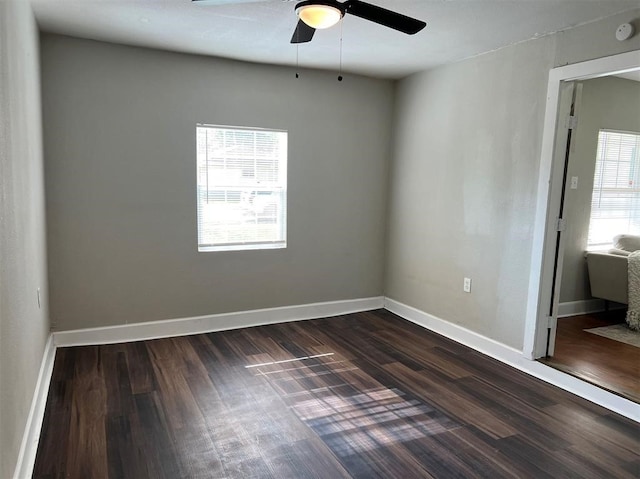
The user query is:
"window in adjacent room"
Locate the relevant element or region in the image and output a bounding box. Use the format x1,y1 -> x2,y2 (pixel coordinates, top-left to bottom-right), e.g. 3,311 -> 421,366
587,129 -> 640,249
196,124 -> 287,252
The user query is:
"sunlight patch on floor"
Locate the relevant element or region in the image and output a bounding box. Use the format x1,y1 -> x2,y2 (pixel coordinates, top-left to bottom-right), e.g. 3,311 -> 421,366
250,351 -> 459,456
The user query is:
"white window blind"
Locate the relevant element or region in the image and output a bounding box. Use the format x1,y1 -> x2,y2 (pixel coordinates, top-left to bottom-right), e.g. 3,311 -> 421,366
587,129 -> 640,248
196,124 -> 287,252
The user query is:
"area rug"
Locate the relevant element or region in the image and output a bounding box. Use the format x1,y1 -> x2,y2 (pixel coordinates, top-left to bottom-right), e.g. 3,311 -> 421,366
585,323 -> 640,348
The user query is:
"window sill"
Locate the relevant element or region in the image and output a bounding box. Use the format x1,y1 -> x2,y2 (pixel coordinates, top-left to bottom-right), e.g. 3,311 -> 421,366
585,244 -> 612,252
198,242 -> 286,253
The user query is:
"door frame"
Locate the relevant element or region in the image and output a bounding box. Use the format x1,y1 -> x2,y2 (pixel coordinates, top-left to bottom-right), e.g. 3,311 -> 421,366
523,49 -> 640,360
541,80 -> 582,358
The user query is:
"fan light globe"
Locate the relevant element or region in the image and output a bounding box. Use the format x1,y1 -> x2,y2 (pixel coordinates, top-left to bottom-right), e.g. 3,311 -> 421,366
297,4 -> 343,29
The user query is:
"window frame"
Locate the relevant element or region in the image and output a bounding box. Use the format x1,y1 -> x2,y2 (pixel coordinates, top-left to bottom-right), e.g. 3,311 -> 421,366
196,123 -> 288,253
586,128 -> 640,250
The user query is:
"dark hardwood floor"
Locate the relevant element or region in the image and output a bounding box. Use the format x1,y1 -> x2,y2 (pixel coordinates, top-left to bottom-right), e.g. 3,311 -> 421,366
34,310 -> 640,478
541,310 -> 640,403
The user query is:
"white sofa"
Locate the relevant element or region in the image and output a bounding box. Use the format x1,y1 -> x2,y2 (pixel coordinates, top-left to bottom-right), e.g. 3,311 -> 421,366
585,234 -> 640,305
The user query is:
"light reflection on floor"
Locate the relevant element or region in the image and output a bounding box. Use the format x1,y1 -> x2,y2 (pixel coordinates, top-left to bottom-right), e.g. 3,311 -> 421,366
247,352 -> 460,457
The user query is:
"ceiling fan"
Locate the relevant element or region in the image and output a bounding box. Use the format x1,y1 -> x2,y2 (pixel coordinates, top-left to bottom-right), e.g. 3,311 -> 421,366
192,0 -> 426,44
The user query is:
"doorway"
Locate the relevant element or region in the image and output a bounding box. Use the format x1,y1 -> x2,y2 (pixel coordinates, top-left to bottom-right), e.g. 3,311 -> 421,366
542,73 -> 640,402
523,50 -> 640,367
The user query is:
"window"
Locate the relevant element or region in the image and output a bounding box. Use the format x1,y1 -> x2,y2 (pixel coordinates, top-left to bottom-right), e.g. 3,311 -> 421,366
587,129 -> 640,249
196,124 -> 287,252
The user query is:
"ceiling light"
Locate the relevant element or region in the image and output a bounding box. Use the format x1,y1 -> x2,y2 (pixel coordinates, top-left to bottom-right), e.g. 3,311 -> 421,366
296,1 -> 344,30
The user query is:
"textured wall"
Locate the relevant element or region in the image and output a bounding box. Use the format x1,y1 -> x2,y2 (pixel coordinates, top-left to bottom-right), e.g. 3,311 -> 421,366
553,10 -> 640,68
386,38 -> 554,349
560,76 -> 640,303
386,9 -> 640,350
0,1 -> 50,477
41,35 -> 394,330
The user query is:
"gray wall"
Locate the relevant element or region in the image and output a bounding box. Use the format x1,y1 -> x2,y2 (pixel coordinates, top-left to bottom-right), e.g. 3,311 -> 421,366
0,1 -> 50,477
386,10 -> 640,350
41,35 -> 394,331
385,38 -> 553,349
560,76 -> 640,304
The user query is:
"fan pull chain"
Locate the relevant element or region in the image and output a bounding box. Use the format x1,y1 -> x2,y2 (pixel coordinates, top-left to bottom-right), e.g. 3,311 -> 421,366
338,20 -> 343,81
296,44 -> 299,78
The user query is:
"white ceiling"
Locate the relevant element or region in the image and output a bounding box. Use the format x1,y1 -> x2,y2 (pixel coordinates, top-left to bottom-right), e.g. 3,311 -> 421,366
30,0 -> 640,79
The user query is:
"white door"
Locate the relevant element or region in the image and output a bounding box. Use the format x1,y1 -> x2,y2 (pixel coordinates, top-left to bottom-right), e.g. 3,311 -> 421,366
544,81 -> 583,357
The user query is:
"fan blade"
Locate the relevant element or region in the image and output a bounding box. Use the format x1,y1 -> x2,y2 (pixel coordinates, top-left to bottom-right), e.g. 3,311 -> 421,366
345,1 -> 426,35
290,20 -> 316,44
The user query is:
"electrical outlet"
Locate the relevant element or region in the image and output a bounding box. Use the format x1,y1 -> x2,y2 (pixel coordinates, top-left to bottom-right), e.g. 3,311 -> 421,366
463,277 -> 472,293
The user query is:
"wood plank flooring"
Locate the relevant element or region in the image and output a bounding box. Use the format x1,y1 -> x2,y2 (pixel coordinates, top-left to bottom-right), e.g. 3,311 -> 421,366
541,311 -> 640,403
33,310 -> 640,478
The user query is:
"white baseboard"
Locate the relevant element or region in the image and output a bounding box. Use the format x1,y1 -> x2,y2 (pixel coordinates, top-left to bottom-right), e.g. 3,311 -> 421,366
558,299 -> 625,317
384,298 -> 523,363
13,334 -> 56,479
384,297 -> 640,423
53,296 -> 385,347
